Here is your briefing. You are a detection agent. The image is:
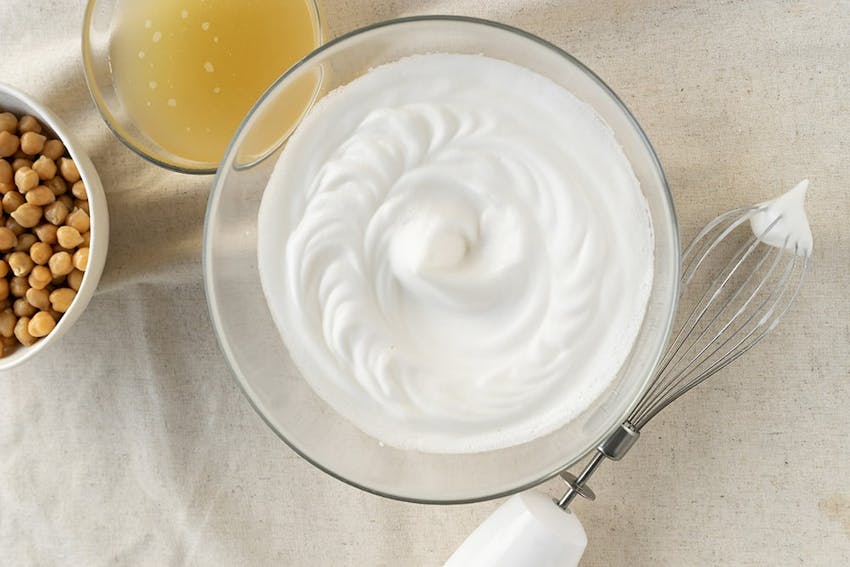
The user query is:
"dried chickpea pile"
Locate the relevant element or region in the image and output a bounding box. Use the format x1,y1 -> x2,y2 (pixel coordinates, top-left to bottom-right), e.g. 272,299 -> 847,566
0,110 -> 91,357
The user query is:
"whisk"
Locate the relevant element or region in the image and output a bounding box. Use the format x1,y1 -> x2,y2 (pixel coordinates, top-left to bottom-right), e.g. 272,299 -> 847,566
447,193 -> 810,567
557,202 -> 810,510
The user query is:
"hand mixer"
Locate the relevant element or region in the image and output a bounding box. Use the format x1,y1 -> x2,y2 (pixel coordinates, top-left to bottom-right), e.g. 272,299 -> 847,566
448,183 -> 811,566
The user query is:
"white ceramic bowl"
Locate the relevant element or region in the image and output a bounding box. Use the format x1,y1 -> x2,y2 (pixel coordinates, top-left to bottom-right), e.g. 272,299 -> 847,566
0,82 -> 109,370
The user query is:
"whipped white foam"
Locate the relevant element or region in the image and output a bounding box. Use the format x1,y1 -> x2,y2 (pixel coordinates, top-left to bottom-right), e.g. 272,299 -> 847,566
750,180 -> 813,256
258,54 -> 654,453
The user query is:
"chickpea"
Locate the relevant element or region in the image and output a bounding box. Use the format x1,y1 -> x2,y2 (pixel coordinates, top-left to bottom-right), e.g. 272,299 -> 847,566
13,297 -> 35,318
0,159 -> 11,183
2,191 -> 24,214
28,311 -> 55,338
0,182 -> 14,195
28,265 -> 52,290
0,278 -> 8,301
0,259 -> 8,278
14,316 -> 37,346
56,226 -> 82,248
10,203 -> 43,228
31,156 -> 56,181
71,180 -> 87,200
13,167 -> 38,193
58,157 -> 80,183
41,139 -> 64,161
17,115 -> 42,134
19,132 -> 46,156
80,231 -> 91,247
44,200 -> 68,225
0,309 -> 15,337
5,217 -> 24,236
75,200 -> 90,215
25,287 -> 50,311
0,112 -> 17,134
0,131 -> 19,157
67,269 -> 84,291
25,186 -> 55,207
28,275 -> 50,294
72,247 -> 89,271
8,251 -> 34,277
48,251 -> 73,277
57,194 -> 73,210
11,158 -> 32,172
66,208 -> 90,233
27,266 -> 51,291
46,175 -> 67,196
29,241 -> 52,265
10,276 -> 28,298
49,287 -> 76,313
0,226 -> 17,250
14,233 -> 36,252
33,224 -> 58,244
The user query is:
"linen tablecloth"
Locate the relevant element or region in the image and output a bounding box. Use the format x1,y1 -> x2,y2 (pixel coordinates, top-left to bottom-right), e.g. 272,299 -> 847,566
2,1 -> 848,565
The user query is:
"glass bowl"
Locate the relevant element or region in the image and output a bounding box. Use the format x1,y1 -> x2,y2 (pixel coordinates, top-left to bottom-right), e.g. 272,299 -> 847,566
203,16 -> 679,503
81,0 -> 322,174
0,82 -> 109,370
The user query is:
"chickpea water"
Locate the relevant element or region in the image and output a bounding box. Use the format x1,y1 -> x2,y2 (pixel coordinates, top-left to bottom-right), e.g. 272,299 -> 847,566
108,0 -> 320,165
0,110 -> 90,357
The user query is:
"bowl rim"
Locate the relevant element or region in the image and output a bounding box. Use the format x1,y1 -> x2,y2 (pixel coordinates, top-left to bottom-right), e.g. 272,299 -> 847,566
0,81 -> 109,371
203,14 -> 680,504
80,0 -> 324,175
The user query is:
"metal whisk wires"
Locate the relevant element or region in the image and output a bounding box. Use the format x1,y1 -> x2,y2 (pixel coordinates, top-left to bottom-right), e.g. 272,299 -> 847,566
557,204 -> 809,510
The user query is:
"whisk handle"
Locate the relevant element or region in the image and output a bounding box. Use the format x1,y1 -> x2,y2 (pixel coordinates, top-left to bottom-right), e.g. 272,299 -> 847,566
445,424 -> 641,566
445,491 -> 587,567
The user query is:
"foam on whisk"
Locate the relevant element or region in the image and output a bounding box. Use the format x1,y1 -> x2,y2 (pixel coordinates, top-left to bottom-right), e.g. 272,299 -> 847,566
750,180 -> 813,256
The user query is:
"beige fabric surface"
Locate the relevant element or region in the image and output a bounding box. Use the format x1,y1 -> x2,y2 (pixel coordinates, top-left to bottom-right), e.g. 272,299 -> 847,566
1,1 -> 848,565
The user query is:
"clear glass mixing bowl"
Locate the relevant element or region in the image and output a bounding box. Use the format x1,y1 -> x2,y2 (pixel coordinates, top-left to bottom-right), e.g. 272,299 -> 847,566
203,16 -> 679,503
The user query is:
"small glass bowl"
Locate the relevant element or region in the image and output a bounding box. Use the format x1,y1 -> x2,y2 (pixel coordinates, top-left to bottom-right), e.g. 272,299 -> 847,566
81,0 -> 322,174
204,16 -> 680,504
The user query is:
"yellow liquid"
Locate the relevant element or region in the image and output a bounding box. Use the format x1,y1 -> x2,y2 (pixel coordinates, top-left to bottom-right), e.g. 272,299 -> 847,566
111,0 -> 319,165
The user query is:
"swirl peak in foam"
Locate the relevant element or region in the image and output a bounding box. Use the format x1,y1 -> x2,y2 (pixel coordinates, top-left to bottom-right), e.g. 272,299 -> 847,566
258,54 -> 655,453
